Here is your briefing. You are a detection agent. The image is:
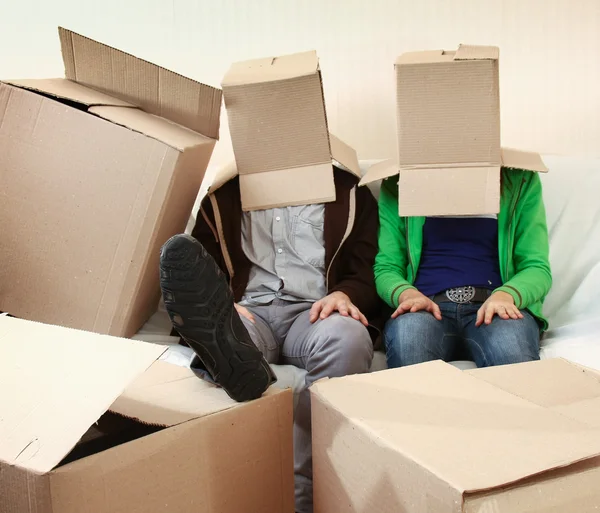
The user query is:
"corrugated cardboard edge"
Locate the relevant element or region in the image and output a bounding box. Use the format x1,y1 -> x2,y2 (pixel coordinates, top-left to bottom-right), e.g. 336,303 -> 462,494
501,147 -> 549,173
1,78 -> 136,108
454,44 -> 499,61
58,26 -> 222,140
90,105 -> 213,151
221,50 -> 319,87
359,159 -> 398,186
329,133 -> 361,178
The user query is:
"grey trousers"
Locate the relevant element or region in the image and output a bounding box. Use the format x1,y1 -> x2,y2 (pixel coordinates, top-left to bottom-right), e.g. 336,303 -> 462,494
241,299 -> 374,513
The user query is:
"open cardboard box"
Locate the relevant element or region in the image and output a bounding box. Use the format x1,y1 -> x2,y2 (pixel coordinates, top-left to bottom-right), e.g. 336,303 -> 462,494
0,27 -> 221,337
311,359 -> 600,513
219,50 -> 361,210
0,316 -> 294,513
360,45 -> 548,217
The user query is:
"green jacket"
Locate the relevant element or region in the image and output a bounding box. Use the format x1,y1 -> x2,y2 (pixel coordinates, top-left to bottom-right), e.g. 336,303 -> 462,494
374,168 -> 552,330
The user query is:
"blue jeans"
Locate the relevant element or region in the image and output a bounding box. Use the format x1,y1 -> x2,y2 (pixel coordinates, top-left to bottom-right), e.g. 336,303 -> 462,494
384,302 -> 541,368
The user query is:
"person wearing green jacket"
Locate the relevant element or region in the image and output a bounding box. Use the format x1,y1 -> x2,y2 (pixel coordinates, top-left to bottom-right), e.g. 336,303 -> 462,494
374,168 -> 552,368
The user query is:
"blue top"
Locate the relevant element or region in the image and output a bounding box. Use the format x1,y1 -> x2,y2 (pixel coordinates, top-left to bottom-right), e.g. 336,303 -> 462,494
414,216 -> 502,296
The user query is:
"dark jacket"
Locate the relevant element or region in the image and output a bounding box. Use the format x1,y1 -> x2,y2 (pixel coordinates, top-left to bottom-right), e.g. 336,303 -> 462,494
191,167 -> 386,341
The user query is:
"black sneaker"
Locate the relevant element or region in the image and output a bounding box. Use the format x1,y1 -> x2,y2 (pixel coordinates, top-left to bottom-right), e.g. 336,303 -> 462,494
159,234 -> 276,402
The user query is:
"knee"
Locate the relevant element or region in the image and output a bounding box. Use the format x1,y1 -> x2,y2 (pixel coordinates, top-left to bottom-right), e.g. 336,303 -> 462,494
384,312 -> 439,350
482,316 -> 540,366
384,312 -> 443,367
314,315 -> 373,372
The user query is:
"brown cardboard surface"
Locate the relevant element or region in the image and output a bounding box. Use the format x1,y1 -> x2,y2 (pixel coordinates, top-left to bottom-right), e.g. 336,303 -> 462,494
360,45 -> 546,217
90,105 -> 212,150
329,133 -> 361,178
0,316 -> 165,474
223,72 -> 330,176
398,167 -> 500,216
2,78 -> 135,107
501,147 -> 549,173
396,57 -> 500,167
222,50 -> 319,86
222,51 -> 359,210
0,82 -> 216,336
311,360 -> 600,513
47,389 -> 294,513
110,360 -> 284,427
239,164 -> 336,211
58,27 -> 222,139
1,351 -> 294,513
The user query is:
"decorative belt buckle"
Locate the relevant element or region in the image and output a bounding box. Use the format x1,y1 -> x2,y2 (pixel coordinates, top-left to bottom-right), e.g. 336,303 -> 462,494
446,286 -> 476,304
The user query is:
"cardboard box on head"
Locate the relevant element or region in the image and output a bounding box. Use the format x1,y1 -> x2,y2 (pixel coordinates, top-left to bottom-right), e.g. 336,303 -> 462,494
360,44 -> 548,217
219,51 -> 361,211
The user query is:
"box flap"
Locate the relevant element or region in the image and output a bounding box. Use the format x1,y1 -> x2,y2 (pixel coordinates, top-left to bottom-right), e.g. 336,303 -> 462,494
222,51 -> 318,87
329,133 -> 361,178
501,147 -> 549,173
110,360 -> 285,427
58,27 -> 222,139
2,78 -> 135,108
208,161 -> 239,193
0,316 -> 165,474
311,360 -> 600,495
454,44 -> 499,61
468,359 -> 600,428
395,50 -> 451,65
239,164 -> 335,211
398,166 -> 500,216
89,105 -> 212,151
359,159 -> 398,186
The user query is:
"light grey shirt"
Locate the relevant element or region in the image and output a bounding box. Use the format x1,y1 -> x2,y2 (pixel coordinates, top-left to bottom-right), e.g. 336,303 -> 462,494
240,204 -> 327,305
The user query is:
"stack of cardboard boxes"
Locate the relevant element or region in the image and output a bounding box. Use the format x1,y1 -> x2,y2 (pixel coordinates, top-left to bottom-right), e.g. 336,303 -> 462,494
0,28 -> 294,513
2,27 -> 600,513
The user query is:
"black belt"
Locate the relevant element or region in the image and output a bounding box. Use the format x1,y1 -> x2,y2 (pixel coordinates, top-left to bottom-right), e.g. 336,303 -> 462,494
432,286 -> 492,305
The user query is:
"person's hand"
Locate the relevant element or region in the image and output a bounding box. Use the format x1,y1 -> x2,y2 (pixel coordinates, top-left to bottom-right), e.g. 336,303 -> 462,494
234,303 -> 255,324
476,291 -> 523,326
391,288 -> 442,321
309,291 -> 368,326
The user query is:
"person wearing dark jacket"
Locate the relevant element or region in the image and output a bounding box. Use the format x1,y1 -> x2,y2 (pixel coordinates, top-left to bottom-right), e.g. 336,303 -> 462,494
159,164 -> 382,513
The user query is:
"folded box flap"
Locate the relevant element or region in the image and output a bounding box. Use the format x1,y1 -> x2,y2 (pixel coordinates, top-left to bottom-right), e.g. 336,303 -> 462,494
58,27 -> 222,139
110,360 -> 284,427
90,105 -> 213,151
311,360 -> 600,495
329,133 -> 361,178
2,78 -> 135,108
454,44 -> 499,61
468,359 -> 600,426
0,316 -> 165,474
395,50 -> 451,65
359,159 -> 398,186
501,147 -> 549,173
239,164 -> 335,211
222,51 -> 319,87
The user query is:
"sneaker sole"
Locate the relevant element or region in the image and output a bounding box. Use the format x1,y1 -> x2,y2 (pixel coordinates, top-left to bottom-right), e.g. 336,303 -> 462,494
159,234 -> 274,402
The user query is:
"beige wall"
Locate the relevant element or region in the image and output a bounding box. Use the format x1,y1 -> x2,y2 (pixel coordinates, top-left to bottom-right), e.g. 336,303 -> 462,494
2,0 -> 599,171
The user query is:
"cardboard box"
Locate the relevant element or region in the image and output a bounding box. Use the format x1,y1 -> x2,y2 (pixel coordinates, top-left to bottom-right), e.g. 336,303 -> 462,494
220,51 -> 361,211
360,45 -> 548,217
0,316 -> 294,513
0,27 -> 222,337
311,359 -> 600,513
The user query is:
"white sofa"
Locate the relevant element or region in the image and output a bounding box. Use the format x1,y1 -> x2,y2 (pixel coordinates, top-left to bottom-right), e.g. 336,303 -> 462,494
135,154 -> 600,395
